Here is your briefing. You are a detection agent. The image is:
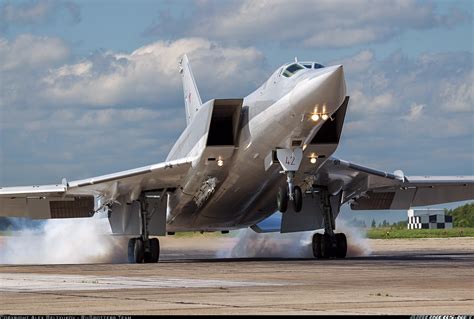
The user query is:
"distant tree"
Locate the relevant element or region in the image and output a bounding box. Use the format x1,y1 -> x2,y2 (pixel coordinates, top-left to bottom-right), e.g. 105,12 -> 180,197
391,220 -> 408,230
446,203 -> 474,228
371,219 -> 376,228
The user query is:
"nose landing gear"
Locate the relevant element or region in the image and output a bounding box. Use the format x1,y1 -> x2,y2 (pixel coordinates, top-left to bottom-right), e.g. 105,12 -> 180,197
293,184 -> 303,212
277,186 -> 289,212
277,173 -> 303,212
275,148 -> 303,213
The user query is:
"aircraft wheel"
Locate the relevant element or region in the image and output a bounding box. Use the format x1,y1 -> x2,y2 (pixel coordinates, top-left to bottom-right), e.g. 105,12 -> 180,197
149,238 -> 160,263
335,233 -> 347,259
293,186 -> 303,212
133,238 -> 145,263
144,250 -> 152,263
312,233 -> 322,258
320,234 -> 332,259
128,238 -> 136,263
277,186 -> 289,213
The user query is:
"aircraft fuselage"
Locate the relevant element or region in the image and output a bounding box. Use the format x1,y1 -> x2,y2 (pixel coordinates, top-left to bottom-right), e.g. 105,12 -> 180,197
166,64 -> 346,231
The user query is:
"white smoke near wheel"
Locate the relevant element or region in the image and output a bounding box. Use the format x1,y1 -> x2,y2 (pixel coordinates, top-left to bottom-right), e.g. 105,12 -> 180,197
216,218 -> 371,259
0,216 -> 127,264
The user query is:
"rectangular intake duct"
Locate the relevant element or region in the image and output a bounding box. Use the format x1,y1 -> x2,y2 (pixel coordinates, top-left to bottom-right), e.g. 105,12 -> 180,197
206,99 -> 243,147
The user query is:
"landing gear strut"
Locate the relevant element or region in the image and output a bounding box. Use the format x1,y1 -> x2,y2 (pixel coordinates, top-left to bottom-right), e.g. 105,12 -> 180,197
128,195 -> 160,263
312,188 -> 347,259
275,148 -> 303,213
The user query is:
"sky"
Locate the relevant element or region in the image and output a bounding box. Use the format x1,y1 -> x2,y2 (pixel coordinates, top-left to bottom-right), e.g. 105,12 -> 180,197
0,0 -> 473,224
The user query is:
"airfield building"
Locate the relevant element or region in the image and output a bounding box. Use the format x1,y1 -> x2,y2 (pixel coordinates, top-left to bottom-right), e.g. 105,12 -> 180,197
407,208 -> 453,229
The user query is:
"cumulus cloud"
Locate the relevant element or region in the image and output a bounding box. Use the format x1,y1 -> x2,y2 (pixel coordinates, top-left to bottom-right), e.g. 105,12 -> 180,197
335,50 -> 473,175
21,108 -> 162,131
303,27 -> 386,49
350,90 -> 395,114
440,71 -> 473,112
0,34 -> 69,71
0,0 -> 80,32
403,103 -> 425,121
336,50 -> 473,119
0,34 -> 70,110
41,37 -> 265,107
0,35 -> 266,110
145,0 -> 468,48
0,35 -> 266,185
333,50 -> 374,73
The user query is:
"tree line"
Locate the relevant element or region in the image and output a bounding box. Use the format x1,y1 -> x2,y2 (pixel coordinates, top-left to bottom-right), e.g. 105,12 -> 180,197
446,203 -> 474,227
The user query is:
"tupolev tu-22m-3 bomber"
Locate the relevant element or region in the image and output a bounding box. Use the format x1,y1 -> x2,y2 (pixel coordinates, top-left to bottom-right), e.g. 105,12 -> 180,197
1,55 -> 473,263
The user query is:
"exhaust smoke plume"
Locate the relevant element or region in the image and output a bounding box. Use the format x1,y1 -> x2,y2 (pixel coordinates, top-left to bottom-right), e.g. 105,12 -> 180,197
217,218 -> 371,259
0,216 -> 127,264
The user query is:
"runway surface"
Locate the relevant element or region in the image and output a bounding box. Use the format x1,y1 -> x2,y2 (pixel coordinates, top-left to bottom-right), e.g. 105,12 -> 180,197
1,237 -> 473,315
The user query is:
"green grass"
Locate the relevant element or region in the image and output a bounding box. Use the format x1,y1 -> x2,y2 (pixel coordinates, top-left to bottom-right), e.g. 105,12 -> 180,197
367,227 -> 474,239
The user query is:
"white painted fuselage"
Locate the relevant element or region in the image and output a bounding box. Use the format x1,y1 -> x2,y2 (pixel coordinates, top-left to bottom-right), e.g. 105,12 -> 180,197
165,63 -> 346,231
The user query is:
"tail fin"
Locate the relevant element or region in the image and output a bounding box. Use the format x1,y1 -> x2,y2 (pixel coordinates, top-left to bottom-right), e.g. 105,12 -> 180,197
179,54 -> 202,125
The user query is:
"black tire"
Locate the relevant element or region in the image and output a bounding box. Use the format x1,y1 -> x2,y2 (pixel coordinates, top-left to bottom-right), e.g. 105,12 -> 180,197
312,233 -> 322,259
320,234 -> 331,259
149,238 -> 160,263
277,186 -> 289,213
128,238 -> 136,263
143,251 -> 152,263
335,233 -> 347,259
293,186 -> 303,212
134,238 -> 144,263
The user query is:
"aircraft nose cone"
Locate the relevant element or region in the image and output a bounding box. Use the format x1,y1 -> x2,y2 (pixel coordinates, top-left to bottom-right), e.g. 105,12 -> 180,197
290,65 -> 346,114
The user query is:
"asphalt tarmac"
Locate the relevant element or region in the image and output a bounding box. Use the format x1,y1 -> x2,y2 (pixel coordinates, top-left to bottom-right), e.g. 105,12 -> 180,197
1,237 -> 473,315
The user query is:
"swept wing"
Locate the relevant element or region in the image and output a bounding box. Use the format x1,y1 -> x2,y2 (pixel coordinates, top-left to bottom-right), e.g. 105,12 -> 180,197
317,158 -> 474,210
0,158 -> 193,219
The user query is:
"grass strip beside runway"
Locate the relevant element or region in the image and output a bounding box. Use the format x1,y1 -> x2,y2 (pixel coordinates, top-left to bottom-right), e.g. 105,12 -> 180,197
367,227 -> 474,239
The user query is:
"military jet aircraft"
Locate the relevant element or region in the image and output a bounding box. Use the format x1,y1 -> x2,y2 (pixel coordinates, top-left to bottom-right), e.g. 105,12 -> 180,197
1,55 -> 473,263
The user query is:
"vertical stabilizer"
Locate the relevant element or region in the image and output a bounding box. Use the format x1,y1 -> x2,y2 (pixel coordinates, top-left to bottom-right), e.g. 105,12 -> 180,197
180,54 -> 202,125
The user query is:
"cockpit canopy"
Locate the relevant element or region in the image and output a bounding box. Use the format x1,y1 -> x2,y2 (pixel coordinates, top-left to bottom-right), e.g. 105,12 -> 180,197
282,61 -> 325,78
301,61 -> 325,69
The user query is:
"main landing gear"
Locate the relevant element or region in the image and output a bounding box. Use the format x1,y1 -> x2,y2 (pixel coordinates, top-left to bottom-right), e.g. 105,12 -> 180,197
311,188 -> 347,259
128,195 -> 160,263
275,148 -> 303,213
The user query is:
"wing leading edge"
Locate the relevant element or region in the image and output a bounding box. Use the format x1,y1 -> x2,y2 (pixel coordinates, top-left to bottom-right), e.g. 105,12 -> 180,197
318,158 -> 474,210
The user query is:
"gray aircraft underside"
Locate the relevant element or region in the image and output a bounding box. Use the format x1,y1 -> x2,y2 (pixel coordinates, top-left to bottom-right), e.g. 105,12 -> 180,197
1,55 -> 473,236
